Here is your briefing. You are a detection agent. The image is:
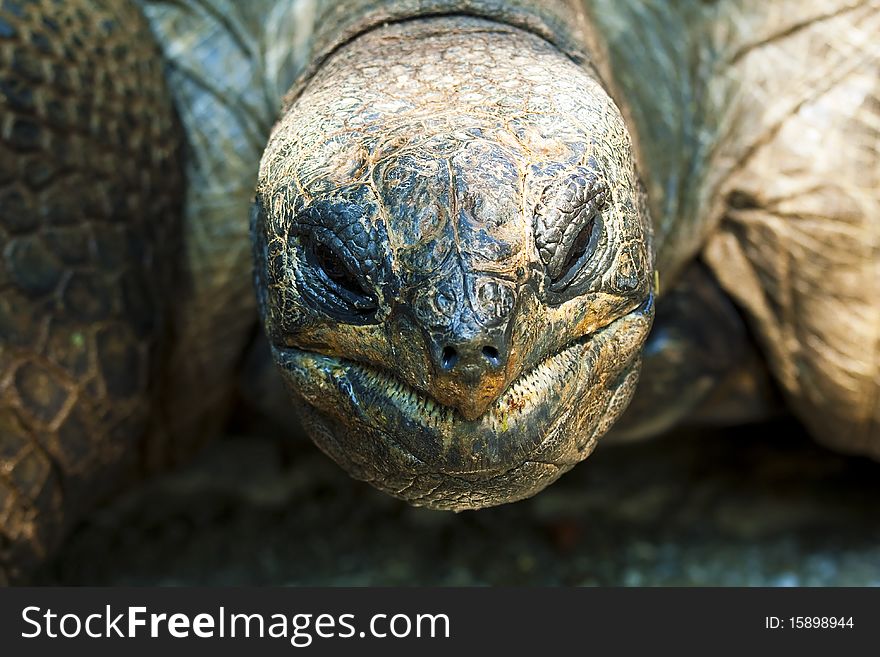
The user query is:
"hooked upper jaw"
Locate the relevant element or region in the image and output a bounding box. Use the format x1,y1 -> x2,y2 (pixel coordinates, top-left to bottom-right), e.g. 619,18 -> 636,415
252,16 -> 655,508
271,294 -> 653,509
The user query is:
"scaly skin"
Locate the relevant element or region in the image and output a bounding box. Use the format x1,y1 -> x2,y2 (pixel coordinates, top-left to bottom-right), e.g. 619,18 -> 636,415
134,0 -> 315,462
2,0 -> 879,576
588,0 -> 880,457
253,15 -> 654,510
701,0 -> 880,460
0,0 -> 183,581
253,0 -> 880,504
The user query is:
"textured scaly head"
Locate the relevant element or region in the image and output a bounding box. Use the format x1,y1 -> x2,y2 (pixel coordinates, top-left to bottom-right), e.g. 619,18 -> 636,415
252,17 -> 654,510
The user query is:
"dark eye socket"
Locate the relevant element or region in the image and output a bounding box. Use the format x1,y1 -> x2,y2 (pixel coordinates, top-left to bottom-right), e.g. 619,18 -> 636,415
534,169 -> 608,297
312,242 -> 366,295
303,235 -> 376,314
549,215 -> 601,292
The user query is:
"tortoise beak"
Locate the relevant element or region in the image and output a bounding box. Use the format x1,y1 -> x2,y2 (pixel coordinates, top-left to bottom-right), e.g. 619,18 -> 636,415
431,365 -> 511,421
424,334 -> 517,421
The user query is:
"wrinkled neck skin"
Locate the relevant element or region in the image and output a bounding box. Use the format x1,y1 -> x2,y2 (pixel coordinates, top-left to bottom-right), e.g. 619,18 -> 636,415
139,0 -> 784,287
145,0 -> 865,508
253,5 -> 655,510
140,0 -> 834,287
255,0 -> 850,510
584,0 -> 874,285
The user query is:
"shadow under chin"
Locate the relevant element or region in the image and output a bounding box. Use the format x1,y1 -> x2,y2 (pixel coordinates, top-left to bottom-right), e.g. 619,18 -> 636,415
37,416 -> 880,585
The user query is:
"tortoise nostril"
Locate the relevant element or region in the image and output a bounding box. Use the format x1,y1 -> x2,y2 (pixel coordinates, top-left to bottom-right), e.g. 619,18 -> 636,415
482,345 -> 501,367
441,346 -> 458,370
438,344 -> 503,371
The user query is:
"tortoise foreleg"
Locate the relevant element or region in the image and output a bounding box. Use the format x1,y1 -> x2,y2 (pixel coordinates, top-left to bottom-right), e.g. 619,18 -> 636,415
0,0 -> 184,581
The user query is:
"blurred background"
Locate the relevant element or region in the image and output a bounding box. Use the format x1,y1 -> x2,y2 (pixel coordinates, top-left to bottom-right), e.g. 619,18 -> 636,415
34,417 -> 880,586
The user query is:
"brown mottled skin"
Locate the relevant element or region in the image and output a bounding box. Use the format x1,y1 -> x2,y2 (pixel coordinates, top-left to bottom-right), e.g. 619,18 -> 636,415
0,0 -> 183,582
1,0 -> 879,580
254,13 -> 654,509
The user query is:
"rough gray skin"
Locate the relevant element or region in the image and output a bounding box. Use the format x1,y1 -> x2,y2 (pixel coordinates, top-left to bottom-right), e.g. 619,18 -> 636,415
2,0 -> 879,578
253,0 -> 880,507
0,0 -> 184,583
253,14 -> 654,509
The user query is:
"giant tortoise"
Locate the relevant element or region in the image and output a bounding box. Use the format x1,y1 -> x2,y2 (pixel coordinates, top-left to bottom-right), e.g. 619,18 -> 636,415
1,0 -> 878,581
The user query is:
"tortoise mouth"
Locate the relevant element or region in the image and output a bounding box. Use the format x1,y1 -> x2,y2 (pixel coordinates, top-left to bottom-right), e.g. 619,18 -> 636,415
272,295 -> 653,479
281,328 -> 590,431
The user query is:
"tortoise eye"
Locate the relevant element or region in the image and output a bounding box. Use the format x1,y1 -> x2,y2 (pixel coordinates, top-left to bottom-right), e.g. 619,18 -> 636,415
311,241 -> 368,298
302,235 -> 377,315
549,214 -> 600,292
534,168 -> 609,295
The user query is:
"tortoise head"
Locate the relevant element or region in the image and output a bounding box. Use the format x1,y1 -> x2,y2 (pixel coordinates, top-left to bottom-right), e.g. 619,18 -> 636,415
251,17 -> 654,510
